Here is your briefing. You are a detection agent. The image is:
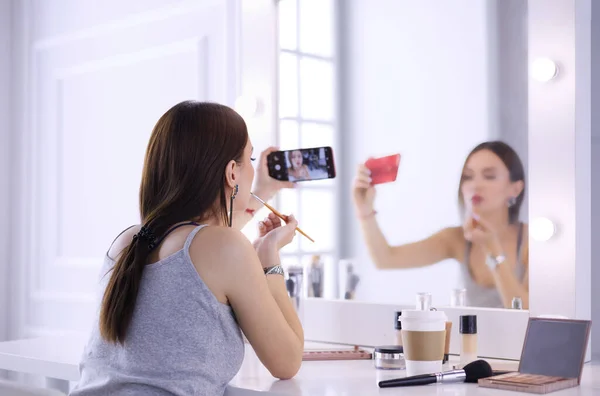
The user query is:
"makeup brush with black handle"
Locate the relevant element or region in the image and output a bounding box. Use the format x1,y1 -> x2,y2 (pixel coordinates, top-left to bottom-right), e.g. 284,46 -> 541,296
378,359 -> 493,388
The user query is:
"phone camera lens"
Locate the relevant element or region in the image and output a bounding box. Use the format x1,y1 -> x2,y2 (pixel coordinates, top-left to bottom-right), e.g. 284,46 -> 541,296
275,164 -> 281,171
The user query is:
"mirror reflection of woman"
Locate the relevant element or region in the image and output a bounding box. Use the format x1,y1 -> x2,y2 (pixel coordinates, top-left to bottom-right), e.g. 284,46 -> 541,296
352,141 -> 529,309
287,150 -> 310,181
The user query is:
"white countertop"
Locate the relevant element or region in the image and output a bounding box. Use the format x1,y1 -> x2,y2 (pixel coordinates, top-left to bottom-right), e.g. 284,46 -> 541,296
229,345 -> 600,395
0,333 -> 599,395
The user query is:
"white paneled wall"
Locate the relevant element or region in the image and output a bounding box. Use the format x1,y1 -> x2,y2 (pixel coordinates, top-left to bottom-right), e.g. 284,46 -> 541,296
0,0 -> 11,343
591,0 -> 600,359
8,0 -> 276,339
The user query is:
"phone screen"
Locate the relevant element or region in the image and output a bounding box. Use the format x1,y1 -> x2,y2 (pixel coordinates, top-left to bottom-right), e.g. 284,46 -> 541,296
267,147 -> 336,182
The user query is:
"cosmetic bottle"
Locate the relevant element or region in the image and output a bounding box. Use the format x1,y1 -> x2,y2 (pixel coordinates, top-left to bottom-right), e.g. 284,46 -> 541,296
415,292 -> 432,310
309,255 -> 323,298
512,297 -> 523,309
394,311 -> 402,346
450,288 -> 467,307
459,315 -> 478,366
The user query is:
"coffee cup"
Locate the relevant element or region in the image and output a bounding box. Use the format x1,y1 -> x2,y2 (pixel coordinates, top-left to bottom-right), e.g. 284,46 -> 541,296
400,309 -> 448,376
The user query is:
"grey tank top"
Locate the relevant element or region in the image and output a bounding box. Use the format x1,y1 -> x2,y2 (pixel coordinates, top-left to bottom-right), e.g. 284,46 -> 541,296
70,224 -> 244,396
460,222 -> 526,308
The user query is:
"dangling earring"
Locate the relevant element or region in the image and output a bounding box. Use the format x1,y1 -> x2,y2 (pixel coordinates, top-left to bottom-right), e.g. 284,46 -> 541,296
228,184 -> 239,227
507,196 -> 516,207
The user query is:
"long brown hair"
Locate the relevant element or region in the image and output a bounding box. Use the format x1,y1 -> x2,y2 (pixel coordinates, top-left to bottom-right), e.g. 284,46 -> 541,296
100,101 -> 248,344
457,141 -> 525,224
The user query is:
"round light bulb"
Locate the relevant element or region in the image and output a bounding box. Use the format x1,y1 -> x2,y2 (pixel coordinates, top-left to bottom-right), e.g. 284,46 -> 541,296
530,58 -> 558,82
530,217 -> 556,242
234,95 -> 260,118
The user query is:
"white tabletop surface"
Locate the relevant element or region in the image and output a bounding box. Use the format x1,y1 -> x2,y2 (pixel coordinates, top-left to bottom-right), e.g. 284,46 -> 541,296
0,333 -> 599,395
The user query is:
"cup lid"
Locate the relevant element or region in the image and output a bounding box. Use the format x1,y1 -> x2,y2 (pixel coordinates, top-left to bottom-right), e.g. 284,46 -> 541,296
374,345 -> 404,354
400,309 -> 447,322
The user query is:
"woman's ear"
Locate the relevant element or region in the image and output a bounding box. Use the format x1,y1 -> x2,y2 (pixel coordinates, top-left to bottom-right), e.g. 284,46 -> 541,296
511,180 -> 525,199
224,160 -> 237,189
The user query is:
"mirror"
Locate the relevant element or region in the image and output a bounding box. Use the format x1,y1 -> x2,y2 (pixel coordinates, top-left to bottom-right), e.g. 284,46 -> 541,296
272,0 -> 530,309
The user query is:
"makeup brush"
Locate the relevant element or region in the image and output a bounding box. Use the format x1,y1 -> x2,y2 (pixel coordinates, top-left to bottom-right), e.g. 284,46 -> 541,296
470,197 -> 481,227
378,359 -> 493,388
250,192 -> 315,243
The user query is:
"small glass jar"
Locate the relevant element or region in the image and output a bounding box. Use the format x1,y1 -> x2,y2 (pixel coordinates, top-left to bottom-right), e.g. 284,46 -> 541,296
416,292 -> 432,310
373,345 -> 405,370
451,288 -> 467,307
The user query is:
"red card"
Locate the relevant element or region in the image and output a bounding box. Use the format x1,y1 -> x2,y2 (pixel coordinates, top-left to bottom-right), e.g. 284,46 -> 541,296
365,154 -> 401,185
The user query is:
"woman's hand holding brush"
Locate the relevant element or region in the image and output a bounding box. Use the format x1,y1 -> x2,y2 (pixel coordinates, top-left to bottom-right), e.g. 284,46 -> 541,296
253,212 -> 298,268
251,192 -> 315,243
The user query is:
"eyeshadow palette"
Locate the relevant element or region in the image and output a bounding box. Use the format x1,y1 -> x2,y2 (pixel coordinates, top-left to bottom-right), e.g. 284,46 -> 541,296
479,317 -> 591,394
481,372 -> 577,394
302,347 -> 372,361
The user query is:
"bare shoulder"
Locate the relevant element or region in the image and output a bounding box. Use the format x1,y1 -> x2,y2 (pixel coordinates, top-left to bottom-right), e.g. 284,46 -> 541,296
188,226 -> 257,271
520,222 -> 529,265
107,225 -> 141,260
521,222 -> 529,238
439,226 -> 465,259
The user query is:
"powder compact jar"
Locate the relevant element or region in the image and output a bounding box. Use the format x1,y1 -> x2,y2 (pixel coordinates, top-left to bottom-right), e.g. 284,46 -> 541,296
373,345 -> 405,370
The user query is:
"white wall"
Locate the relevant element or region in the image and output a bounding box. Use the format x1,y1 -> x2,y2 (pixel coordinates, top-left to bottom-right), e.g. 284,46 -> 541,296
340,0 -> 496,305
590,0 -> 600,359
7,0 -> 276,340
0,0 -> 11,343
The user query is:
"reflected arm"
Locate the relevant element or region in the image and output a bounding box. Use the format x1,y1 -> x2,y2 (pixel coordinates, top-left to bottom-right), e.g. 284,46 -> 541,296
358,214 -> 456,269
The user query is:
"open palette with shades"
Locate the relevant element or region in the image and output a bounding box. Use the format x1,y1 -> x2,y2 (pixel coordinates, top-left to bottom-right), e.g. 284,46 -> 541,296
302,346 -> 372,361
478,317 -> 591,394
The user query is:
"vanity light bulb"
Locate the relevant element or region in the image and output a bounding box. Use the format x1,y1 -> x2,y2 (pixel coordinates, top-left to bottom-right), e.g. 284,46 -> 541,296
234,95 -> 260,118
531,58 -> 558,82
530,217 -> 556,242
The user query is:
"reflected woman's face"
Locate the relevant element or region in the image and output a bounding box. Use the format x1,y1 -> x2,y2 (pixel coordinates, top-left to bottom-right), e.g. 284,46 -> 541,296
460,149 -> 521,215
290,150 -> 303,169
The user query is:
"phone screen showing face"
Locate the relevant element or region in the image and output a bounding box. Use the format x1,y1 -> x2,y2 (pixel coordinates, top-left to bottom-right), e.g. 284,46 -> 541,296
267,147 -> 336,182
365,153 -> 401,185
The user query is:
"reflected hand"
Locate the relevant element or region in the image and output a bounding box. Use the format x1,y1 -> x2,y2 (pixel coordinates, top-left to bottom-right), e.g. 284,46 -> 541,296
463,212 -> 503,256
253,146 -> 295,200
352,163 -> 376,217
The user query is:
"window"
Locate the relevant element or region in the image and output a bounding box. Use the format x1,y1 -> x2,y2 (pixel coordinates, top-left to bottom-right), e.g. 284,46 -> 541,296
277,0 -> 338,295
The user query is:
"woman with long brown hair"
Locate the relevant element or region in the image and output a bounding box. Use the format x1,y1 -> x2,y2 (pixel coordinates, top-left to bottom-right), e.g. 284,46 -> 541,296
70,101 -> 303,396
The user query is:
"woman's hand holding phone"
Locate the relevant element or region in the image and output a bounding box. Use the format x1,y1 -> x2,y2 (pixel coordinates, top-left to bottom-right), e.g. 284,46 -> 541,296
352,163 -> 377,218
255,147 -> 295,197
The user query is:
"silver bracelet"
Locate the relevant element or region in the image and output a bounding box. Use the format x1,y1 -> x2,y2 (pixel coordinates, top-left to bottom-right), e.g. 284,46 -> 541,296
264,265 -> 284,276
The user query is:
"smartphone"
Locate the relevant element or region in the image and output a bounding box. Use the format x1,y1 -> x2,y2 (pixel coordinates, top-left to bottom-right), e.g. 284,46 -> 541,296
267,146 -> 336,182
365,153 -> 401,185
